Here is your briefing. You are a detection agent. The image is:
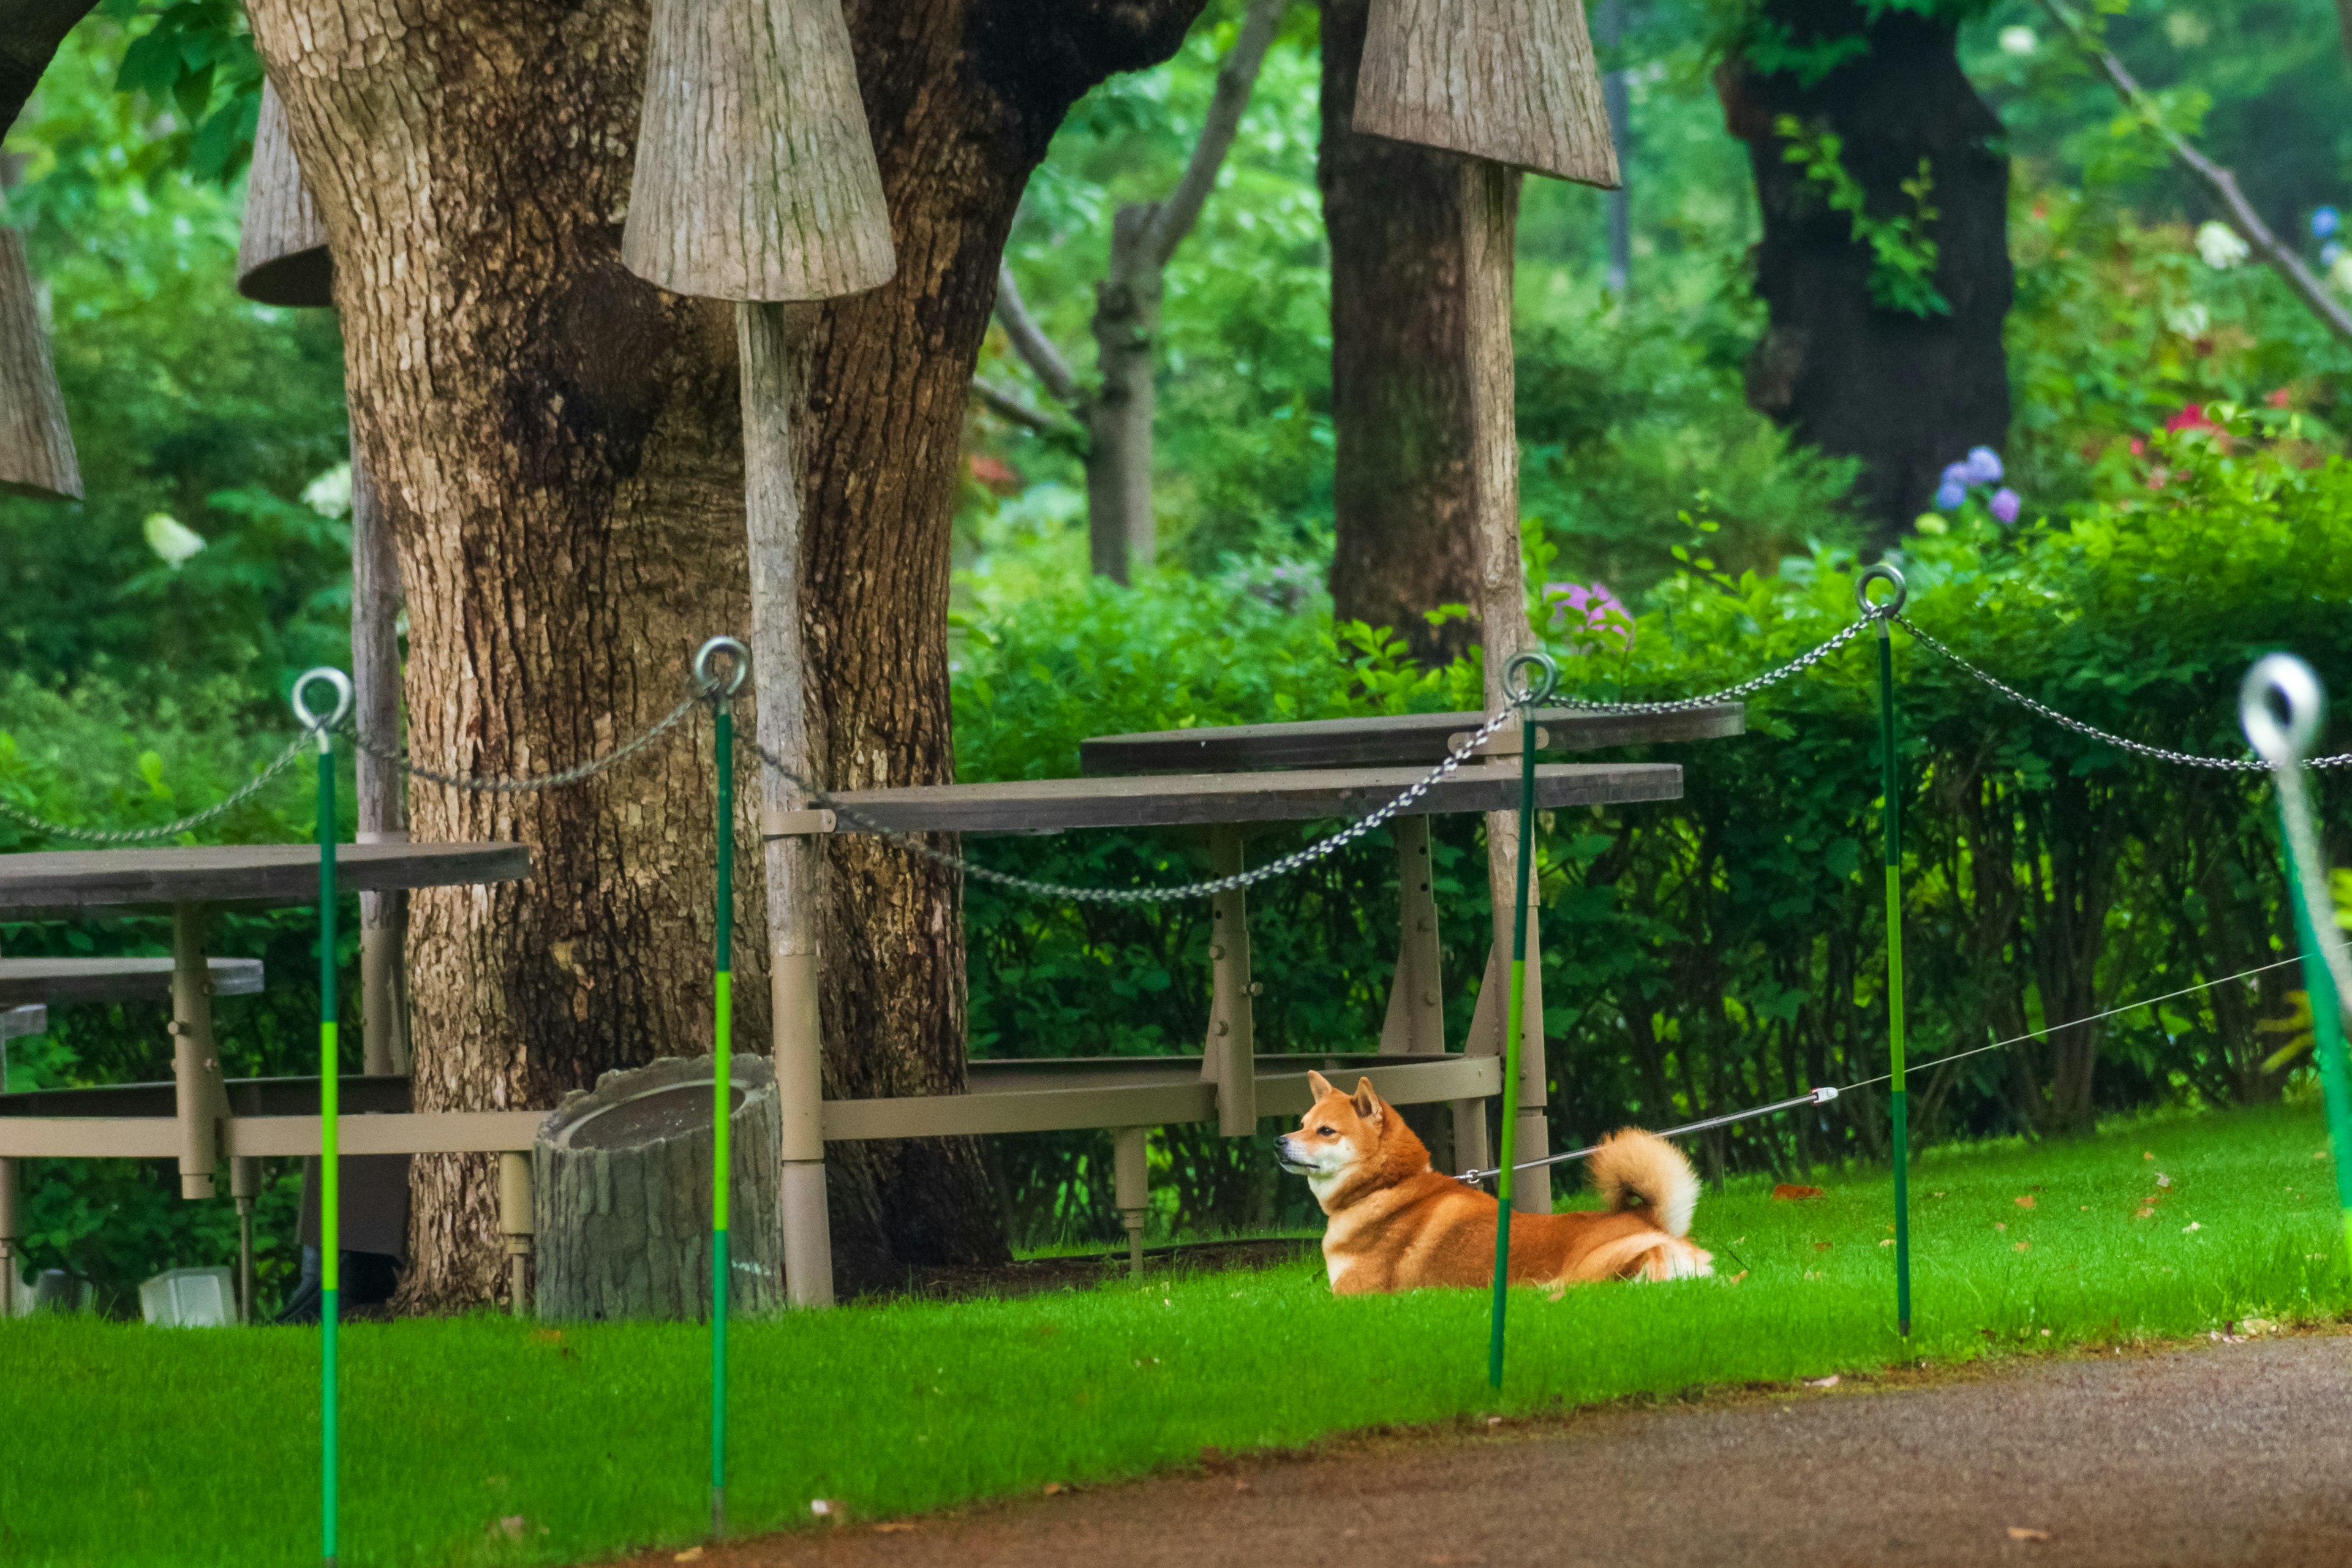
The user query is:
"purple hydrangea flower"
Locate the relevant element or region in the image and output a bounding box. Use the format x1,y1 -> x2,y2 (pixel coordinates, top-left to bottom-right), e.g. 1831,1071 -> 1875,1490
1989,487 -> 2022,525
1934,479 -> 1968,511
1941,461 -> 1970,489
1963,446 -> 2004,485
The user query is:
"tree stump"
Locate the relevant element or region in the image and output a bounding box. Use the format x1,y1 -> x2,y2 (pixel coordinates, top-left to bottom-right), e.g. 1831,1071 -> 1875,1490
533,1055 -> 783,1320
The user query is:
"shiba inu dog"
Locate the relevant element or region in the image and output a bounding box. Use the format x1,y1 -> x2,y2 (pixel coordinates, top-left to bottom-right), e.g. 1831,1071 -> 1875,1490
1275,1071 -> 1713,1294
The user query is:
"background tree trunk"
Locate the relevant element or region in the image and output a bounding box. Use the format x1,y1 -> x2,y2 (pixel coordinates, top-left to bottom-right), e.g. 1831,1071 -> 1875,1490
0,0 -> 99,135
1318,0 -> 1488,668
1720,0 -> 2012,553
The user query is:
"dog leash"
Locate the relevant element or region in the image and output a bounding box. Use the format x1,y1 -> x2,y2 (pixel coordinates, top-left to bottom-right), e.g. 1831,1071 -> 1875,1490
1456,1088 -> 1841,1185
1453,953 -> 2305,1188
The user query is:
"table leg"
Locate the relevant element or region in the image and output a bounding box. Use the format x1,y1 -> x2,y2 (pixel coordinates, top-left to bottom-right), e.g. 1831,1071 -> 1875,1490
170,903 -> 226,1200
1114,1126 -> 1149,1278
497,1150 -> 535,1317
231,1156 -> 260,1324
1204,826 -> 1257,1137
1379,815 -> 1447,1057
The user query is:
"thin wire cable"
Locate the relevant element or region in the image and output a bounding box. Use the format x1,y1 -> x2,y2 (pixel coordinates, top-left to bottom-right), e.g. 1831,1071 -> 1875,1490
0,734 -> 312,845
1461,954 -> 2304,1182
1895,614 -> 2352,772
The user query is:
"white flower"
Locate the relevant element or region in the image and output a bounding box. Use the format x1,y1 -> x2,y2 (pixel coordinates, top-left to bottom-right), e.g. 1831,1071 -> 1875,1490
2163,303 -> 2209,338
1999,25 -> 2038,55
302,461 -> 353,518
2195,221 -> 2250,270
2331,254 -> 2352,296
143,513 -> 206,568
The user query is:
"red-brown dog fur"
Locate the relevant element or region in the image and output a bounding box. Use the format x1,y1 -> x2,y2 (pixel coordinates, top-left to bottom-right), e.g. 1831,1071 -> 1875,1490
1276,1072 -> 1712,1293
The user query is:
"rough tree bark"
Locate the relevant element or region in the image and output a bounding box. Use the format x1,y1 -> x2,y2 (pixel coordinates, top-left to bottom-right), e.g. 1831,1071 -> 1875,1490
1317,0 -> 1491,668
989,0 -> 1283,584
246,0 -> 1207,1304
1719,0 -> 2012,552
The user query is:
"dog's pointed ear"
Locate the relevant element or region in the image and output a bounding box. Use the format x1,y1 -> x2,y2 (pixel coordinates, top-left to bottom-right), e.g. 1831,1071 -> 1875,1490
1352,1077 -> 1383,1123
1306,1069 -> 1336,1102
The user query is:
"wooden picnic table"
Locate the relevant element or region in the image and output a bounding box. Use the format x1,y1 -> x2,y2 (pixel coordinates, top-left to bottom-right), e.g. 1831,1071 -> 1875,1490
0,956 -> 263,1007
0,840 -> 531,1320
754,757 -> 1685,1293
1078,702 -> 1743,776
1058,703 -> 1747,1221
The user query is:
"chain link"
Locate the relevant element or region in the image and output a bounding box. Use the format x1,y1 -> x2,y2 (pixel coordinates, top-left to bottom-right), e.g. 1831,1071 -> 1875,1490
1544,616 -> 1876,715
750,704 -> 1527,905
342,686 -> 715,794
0,734 -> 314,845
1893,613 -> 2352,772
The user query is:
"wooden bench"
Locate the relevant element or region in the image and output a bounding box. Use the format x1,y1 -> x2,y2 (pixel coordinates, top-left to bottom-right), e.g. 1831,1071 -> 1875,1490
0,956 -> 264,1008
0,842 -> 532,1318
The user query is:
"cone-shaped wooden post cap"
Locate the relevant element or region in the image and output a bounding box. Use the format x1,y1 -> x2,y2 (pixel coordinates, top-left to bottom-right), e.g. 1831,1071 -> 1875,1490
1354,0 -> 1622,189
622,0 -> 894,301
0,227 -> 81,501
236,82 -> 333,308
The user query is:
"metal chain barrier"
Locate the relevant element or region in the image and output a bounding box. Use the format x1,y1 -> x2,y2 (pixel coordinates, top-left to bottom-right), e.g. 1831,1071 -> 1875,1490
750,702 -> 1527,905
341,685 -> 717,794
0,734 -> 312,845
1545,615 -> 1877,715
1894,611 -> 2352,772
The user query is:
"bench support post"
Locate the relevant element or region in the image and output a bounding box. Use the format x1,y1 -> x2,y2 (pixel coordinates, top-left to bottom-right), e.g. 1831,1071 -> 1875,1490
1114,1126 -> 1150,1276
772,946 -> 834,1310
1381,815 -> 1446,1055
231,1155 -> 261,1324
1474,804 -> 1550,1212
1204,826 -> 1257,1136
497,1150 -> 533,1317
170,903 -> 225,1200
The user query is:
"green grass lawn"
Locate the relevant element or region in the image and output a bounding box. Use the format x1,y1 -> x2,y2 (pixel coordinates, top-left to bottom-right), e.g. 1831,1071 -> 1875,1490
4,1103 -> 2345,1568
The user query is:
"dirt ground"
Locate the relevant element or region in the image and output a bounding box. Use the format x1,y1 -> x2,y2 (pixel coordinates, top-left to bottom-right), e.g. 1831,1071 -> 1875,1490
624,1330 -> 2352,1568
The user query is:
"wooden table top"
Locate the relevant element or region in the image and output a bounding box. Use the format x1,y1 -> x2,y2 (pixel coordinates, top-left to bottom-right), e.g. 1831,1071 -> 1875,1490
823,762 -> 1679,835
0,841 -> 532,918
0,956 -> 265,1006
1079,703 -> 1743,775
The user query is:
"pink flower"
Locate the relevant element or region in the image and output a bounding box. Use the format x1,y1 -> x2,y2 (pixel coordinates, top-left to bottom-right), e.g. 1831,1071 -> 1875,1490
2165,404 -> 2217,434
1989,488 -> 2021,525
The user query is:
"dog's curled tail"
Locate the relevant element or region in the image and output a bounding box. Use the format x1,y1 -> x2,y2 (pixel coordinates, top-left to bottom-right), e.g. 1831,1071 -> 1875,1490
1589,1128 -> 1701,1238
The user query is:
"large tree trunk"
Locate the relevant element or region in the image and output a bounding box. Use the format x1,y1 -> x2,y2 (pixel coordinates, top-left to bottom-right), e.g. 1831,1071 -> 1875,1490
1720,0 -> 2011,553
1318,0 -> 1490,669
248,0 -> 1204,1306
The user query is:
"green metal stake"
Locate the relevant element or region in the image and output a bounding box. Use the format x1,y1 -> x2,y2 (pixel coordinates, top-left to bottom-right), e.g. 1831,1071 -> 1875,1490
1488,651 -> 1558,1392
696,637 -> 747,1540
1860,566 -> 1912,1337
2241,656 -> 2352,1269
293,668 -> 353,1568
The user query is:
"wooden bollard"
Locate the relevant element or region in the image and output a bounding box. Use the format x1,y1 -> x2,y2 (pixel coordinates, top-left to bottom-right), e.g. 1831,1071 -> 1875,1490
498,1151 -> 534,1318
1114,1128 -> 1150,1278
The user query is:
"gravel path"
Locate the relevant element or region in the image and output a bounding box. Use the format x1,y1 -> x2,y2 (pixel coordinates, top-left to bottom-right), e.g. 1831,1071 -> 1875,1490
632,1332 -> 2352,1568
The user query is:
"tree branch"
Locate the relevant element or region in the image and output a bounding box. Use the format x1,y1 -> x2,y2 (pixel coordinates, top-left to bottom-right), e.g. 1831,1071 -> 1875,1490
970,376 -> 1069,434
992,262 -> 1082,407
2040,0 -> 2352,352
1140,0 -> 1286,267
1,0 -> 100,139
